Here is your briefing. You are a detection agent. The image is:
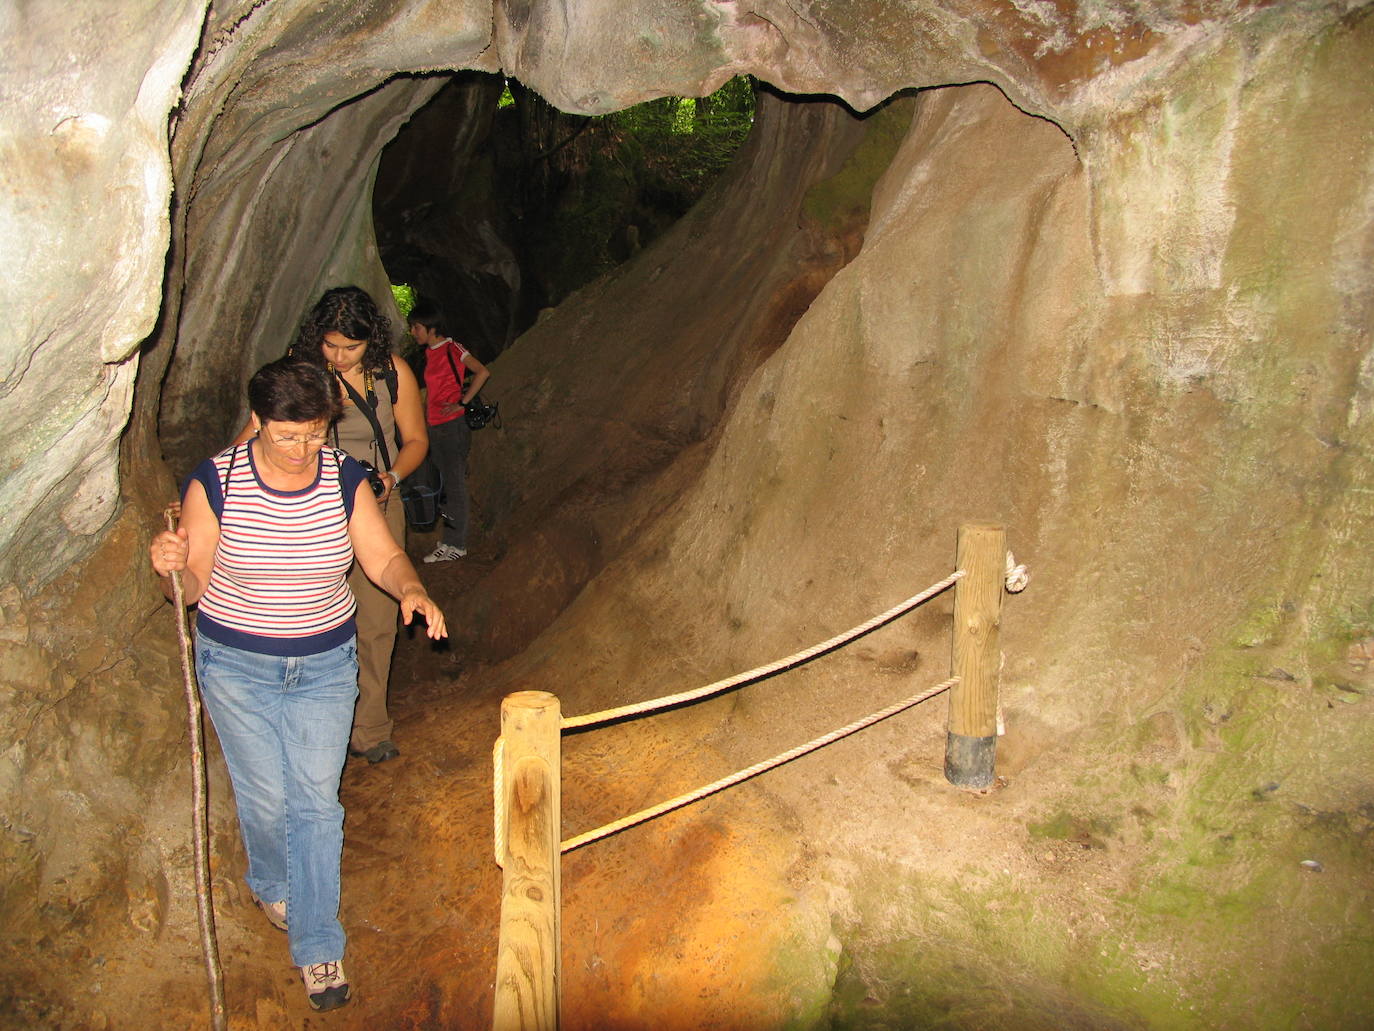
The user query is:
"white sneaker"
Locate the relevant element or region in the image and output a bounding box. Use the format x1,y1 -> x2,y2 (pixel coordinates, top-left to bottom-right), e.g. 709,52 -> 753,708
301,959 -> 351,1011
423,543 -> 466,563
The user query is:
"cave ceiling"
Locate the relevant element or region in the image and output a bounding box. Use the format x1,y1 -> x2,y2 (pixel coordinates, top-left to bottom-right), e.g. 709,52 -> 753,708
0,0 -> 1346,590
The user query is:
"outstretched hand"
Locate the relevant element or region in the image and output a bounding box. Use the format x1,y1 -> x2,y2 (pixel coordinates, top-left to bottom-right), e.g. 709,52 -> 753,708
400,589 -> 448,640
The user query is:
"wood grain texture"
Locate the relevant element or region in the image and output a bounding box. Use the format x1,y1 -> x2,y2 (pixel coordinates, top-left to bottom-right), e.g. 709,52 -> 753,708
493,692 -> 562,1031
946,523 -> 1004,787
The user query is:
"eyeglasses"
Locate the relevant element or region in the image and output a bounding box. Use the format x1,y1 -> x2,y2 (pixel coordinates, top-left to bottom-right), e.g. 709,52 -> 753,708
267,432 -> 328,448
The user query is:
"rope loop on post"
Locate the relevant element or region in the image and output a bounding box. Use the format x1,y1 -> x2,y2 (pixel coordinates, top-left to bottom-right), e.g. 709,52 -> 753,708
1004,551 -> 1029,593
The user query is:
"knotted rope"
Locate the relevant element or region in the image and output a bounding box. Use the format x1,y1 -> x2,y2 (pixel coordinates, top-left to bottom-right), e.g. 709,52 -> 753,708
1004,551 -> 1029,593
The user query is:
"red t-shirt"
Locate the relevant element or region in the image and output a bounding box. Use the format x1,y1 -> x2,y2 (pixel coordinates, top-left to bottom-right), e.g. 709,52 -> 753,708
423,339 -> 469,426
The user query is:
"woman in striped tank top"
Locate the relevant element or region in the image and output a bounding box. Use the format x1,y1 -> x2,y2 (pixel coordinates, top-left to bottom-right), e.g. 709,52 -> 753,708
150,358 -> 446,1012
236,286 -> 430,767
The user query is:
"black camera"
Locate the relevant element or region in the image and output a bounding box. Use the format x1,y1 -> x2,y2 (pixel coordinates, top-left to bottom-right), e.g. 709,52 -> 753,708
465,394 -> 501,431
357,459 -> 387,497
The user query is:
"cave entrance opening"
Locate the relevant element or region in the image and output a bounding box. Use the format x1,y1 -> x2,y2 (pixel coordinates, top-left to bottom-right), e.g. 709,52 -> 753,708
372,72 -> 755,368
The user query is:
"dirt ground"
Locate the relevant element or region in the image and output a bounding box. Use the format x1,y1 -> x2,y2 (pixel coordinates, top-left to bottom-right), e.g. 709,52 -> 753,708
41,533 -> 829,1031
11,521 -> 1371,1031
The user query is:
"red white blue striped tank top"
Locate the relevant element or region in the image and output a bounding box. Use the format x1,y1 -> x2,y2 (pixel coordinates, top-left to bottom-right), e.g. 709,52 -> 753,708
187,441 -> 368,656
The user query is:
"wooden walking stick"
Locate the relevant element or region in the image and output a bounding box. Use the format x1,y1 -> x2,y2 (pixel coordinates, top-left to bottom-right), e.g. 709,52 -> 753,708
163,506 -> 228,1031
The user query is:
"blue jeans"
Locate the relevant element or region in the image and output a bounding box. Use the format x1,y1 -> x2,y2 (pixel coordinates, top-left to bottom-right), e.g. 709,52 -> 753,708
195,636 -> 358,967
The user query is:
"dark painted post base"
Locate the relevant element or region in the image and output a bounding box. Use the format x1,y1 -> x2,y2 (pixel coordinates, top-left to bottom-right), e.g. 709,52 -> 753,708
944,731 -> 996,788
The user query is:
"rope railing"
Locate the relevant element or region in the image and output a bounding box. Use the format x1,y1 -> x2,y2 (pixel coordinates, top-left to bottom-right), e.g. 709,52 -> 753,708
561,569 -> 966,731
495,570 -> 966,863
560,675 -> 959,853
491,524 -> 1025,1031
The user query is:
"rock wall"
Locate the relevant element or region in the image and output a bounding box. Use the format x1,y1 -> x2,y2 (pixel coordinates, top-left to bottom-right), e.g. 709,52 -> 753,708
441,86 -> 878,660
440,8 -> 1374,1023
11,1 -> 1357,587
1,0 -> 1371,1024
0,2 -> 205,588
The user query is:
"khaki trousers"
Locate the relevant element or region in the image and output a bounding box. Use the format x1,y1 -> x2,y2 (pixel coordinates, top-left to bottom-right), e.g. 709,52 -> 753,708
348,495 -> 406,751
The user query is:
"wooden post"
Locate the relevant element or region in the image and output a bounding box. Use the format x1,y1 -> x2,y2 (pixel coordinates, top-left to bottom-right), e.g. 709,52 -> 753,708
493,691 -> 562,1031
945,523 -> 1005,788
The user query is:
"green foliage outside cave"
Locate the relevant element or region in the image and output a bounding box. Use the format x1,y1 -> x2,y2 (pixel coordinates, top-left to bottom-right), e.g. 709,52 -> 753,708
390,282 -> 415,320
597,76 -> 756,193
501,75 -> 756,306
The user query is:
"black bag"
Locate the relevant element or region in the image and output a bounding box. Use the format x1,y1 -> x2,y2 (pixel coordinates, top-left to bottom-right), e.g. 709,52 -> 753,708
465,393 -> 501,430
398,456 -> 443,532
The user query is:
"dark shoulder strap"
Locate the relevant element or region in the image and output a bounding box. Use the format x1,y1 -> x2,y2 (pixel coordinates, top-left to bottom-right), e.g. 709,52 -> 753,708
383,359 -> 398,405
384,358 -> 404,454
220,442 -> 240,500
334,371 -> 393,471
444,343 -> 465,391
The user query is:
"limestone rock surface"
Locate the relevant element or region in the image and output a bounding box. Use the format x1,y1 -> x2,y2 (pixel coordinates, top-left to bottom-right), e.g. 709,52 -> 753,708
1,0 -> 1371,1027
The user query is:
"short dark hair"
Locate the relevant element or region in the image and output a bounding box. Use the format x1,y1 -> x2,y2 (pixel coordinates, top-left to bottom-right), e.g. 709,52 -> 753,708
247,358 -> 342,424
292,286 -> 393,372
407,297 -> 446,335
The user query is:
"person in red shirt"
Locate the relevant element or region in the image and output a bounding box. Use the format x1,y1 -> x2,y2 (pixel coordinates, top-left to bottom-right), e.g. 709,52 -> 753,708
407,299 -> 491,562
